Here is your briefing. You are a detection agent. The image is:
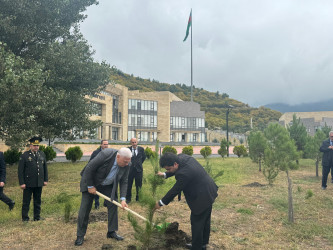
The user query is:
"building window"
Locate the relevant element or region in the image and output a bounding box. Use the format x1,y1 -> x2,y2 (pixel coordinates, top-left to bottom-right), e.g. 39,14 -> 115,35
112,127 -> 118,140
91,102 -> 102,116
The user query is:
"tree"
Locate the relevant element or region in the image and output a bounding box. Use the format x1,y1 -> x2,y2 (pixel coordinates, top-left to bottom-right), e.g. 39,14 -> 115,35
218,139 -> 228,158
287,114 -> 308,158
248,131 -> 267,171
263,123 -> 300,223
0,1 -> 111,148
304,129 -> 326,177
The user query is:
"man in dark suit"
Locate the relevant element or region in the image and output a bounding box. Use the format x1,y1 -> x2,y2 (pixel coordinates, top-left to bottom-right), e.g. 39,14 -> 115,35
320,131 -> 333,189
155,153 -> 218,250
74,147 -> 132,246
0,151 -> 15,210
89,140 -> 109,209
126,138 -> 146,203
18,136 -> 48,221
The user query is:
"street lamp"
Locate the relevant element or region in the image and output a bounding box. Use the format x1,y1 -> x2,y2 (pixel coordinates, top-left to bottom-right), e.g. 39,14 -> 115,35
226,105 -> 234,157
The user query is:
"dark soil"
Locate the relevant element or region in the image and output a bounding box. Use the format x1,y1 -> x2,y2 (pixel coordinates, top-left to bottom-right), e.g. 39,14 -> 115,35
242,182 -> 266,187
162,221 -> 191,249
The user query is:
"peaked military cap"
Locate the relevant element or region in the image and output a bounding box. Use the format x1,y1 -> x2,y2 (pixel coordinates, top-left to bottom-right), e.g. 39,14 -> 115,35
29,136 -> 43,145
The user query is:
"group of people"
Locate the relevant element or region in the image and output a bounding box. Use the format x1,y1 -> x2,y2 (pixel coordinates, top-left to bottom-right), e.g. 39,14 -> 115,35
1,135 -> 219,249
74,137 -> 218,250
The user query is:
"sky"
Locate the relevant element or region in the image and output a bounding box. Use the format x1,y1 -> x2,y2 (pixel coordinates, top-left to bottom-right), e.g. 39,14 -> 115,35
80,0 -> 333,107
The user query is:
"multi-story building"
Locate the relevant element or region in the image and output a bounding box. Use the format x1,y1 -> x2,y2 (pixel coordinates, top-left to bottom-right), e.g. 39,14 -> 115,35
88,84 -> 206,142
279,111 -> 333,136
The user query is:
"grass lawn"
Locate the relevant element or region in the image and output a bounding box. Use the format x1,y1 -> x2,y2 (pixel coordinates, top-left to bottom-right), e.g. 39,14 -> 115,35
1,157 -> 332,249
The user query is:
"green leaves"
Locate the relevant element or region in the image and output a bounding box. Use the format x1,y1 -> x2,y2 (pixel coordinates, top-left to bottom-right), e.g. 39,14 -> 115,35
0,1 -> 112,147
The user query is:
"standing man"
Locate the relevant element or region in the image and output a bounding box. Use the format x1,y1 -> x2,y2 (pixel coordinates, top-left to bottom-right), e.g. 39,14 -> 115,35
155,153 -> 218,250
320,131 -> 333,190
126,138 -> 146,203
0,151 -> 15,210
89,140 -> 109,209
74,147 -> 132,246
18,137 -> 48,221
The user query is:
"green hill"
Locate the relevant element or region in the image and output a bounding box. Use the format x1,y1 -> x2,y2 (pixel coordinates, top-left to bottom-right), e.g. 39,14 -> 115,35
110,68 -> 281,133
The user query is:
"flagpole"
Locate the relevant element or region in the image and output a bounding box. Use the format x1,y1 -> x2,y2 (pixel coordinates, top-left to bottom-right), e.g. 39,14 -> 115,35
190,9 -> 193,102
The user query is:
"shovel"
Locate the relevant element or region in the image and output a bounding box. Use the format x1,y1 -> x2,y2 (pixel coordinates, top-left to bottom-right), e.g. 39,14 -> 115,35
96,191 -> 148,222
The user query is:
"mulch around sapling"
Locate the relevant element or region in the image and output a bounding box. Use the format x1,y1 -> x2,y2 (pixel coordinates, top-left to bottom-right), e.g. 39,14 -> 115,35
242,182 -> 266,187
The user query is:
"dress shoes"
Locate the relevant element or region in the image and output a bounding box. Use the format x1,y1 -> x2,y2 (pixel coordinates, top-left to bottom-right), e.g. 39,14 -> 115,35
33,217 -> 44,221
185,243 -> 207,249
74,236 -> 84,246
8,201 -> 15,211
107,231 -> 124,241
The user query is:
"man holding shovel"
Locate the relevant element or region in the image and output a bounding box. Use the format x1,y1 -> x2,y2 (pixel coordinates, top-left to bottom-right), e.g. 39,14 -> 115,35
74,147 -> 132,246
155,153 -> 218,250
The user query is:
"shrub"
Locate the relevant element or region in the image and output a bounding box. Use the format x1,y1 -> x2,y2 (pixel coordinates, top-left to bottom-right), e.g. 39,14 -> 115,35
144,147 -> 157,159
4,148 -> 21,165
65,146 -> 83,163
233,145 -> 247,158
39,145 -> 57,162
305,189 -> 313,199
182,145 -> 193,156
200,146 -> 212,158
162,145 -> 177,155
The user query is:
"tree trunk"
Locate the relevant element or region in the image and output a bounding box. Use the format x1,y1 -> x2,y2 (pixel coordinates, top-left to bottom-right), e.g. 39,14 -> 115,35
315,158 -> 319,177
286,170 -> 294,223
259,158 -> 262,172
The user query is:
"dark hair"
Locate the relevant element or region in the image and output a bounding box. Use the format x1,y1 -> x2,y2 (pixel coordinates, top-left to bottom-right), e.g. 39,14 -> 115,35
159,152 -> 179,168
101,140 -> 108,144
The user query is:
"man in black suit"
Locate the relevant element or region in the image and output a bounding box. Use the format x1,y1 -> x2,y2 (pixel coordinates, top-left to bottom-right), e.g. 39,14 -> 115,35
0,151 -> 15,210
74,147 -> 132,246
320,131 -> 333,189
155,153 -> 218,250
126,138 -> 146,203
18,136 -> 48,221
89,140 -> 109,209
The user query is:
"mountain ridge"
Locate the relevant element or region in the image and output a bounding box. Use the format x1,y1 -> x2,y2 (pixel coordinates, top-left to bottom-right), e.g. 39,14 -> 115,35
110,68 -> 282,133
265,99 -> 333,113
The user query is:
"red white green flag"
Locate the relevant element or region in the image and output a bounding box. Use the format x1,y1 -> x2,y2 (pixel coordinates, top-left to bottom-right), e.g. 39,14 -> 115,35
183,10 -> 192,42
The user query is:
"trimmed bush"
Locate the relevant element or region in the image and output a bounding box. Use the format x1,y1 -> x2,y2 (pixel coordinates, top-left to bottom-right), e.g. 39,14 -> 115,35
200,146 -> 212,158
39,145 -> 57,162
65,146 -> 83,163
4,148 -> 21,165
182,145 -> 193,156
233,145 -> 247,158
162,145 -> 177,155
144,147 -> 157,159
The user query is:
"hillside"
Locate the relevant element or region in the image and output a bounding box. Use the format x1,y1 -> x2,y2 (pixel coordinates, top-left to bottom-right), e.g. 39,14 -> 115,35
110,69 -> 281,133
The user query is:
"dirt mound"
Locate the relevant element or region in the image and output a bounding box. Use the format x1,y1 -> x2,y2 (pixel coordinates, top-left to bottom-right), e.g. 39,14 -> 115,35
164,222 -> 191,248
242,182 -> 266,187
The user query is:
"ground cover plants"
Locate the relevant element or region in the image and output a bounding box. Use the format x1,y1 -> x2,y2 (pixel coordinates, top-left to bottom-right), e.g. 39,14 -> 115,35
1,157 -> 333,249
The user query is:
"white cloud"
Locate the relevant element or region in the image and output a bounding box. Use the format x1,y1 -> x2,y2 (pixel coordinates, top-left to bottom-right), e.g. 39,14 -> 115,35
80,0 -> 333,107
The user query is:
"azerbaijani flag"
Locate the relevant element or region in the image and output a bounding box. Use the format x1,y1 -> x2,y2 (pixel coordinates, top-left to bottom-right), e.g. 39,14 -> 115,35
183,10 -> 192,42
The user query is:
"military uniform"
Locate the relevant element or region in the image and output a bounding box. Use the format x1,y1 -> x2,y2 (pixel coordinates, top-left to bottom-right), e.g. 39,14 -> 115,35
18,137 -> 48,221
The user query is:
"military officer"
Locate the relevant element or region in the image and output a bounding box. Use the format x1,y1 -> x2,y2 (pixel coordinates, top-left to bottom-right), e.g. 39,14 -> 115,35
18,136 -> 48,221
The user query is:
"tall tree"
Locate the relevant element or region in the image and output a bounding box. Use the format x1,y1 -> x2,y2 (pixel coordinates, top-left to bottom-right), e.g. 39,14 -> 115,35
304,129 -> 326,177
287,114 -> 308,157
0,0 -> 112,147
264,123 -> 300,223
248,130 -> 267,172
